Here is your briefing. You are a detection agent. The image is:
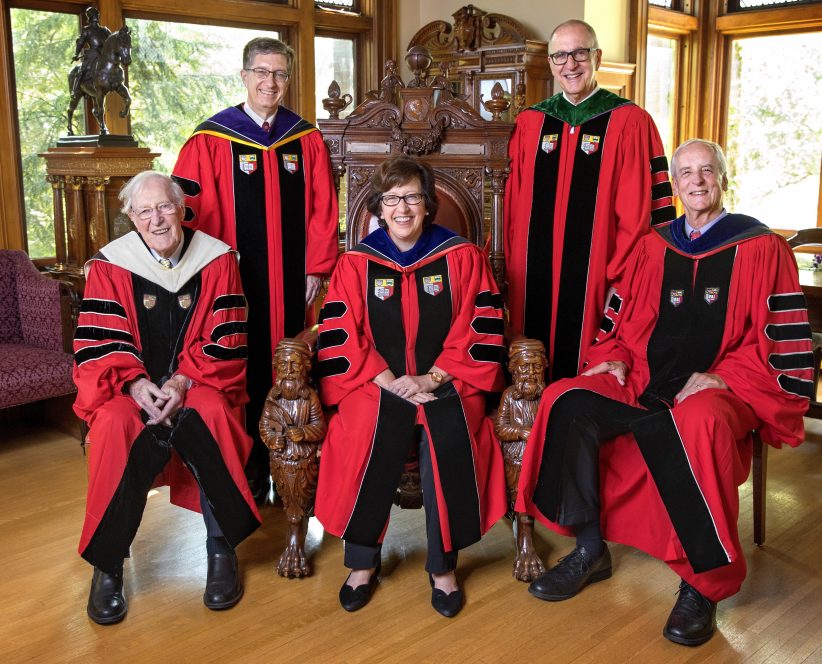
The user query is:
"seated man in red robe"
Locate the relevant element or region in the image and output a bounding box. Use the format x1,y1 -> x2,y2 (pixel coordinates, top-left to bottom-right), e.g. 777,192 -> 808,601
73,171 -> 261,625
516,139 -> 813,646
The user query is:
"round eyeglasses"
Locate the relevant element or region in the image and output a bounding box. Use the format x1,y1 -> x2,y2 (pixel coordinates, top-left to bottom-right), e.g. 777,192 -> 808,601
132,201 -> 178,220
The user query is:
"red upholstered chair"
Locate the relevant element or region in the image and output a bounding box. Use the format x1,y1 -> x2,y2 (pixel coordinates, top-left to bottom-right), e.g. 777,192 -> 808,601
0,250 -> 75,411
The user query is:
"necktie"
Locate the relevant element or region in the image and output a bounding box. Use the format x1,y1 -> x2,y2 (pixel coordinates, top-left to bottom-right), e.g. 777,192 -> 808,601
689,229 -> 701,240
261,121 -> 270,132
158,258 -> 172,269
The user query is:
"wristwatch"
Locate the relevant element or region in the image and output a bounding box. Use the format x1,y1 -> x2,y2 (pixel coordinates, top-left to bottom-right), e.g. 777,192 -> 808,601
429,371 -> 444,384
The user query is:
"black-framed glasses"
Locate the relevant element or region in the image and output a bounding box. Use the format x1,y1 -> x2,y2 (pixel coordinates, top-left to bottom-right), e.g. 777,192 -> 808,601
244,67 -> 290,82
381,192 -> 424,206
548,47 -> 597,65
132,201 -> 178,220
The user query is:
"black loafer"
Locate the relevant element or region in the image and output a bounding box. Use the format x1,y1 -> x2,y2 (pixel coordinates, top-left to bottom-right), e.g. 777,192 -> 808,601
87,567 -> 127,625
528,545 -> 612,601
663,580 -> 717,646
204,552 -> 243,610
339,566 -> 380,612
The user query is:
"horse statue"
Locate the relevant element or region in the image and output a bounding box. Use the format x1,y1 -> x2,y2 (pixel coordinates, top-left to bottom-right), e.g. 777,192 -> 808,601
67,26 -> 132,136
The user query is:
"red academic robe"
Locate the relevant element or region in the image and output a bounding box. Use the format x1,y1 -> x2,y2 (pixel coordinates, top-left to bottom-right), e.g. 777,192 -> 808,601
504,90 -> 676,380
516,219 -> 812,601
74,232 -> 261,571
314,227 -> 507,552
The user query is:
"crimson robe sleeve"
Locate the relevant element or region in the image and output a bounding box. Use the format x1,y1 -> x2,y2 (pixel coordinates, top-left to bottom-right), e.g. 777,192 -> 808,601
302,130 -> 339,278
434,246 -> 505,393
317,254 -> 390,406
72,261 -> 146,422
503,112 -> 530,273
175,253 -> 250,408
710,235 -> 812,447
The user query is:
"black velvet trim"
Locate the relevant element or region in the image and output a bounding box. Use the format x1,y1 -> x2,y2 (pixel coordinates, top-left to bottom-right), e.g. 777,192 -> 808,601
767,293 -> 807,312
765,323 -> 813,342
608,292 -> 622,313
202,344 -> 248,361
650,155 -> 669,173
475,291 -> 503,309
74,326 -> 134,343
523,114 -> 563,352
415,256 -> 452,375
212,294 -> 246,313
211,321 -> 248,342
468,343 -> 505,364
551,111 -> 612,380
317,328 -> 349,350
599,315 -> 614,334
652,181 -> 673,200
75,342 -> 140,367
423,388 -> 482,550
471,316 -> 505,336
768,352 -> 815,371
171,174 -> 201,197
778,374 -> 815,399
342,390 -> 417,545
630,411 -> 732,573
170,408 -> 260,547
317,356 -> 351,378
318,301 -> 347,323
367,261 -> 405,377
80,298 -> 127,318
651,205 -> 677,225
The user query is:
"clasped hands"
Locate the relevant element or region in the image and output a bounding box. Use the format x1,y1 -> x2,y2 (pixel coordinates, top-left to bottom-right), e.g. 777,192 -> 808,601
374,368 -> 442,404
128,374 -> 190,427
582,361 -> 727,403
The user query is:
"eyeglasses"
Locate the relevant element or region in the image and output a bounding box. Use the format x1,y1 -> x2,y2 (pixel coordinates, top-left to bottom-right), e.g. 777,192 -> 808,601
381,193 -> 424,206
244,67 -> 290,82
132,201 -> 178,220
548,47 -> 597,65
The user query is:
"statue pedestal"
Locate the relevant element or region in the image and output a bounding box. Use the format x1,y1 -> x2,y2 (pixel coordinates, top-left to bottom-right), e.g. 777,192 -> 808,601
56,134 -> 139,148
39,144 -> 159,284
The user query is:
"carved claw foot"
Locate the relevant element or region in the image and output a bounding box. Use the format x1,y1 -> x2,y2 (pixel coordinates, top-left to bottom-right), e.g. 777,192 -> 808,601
512,512 -> 546,582
276,521 -> 310,578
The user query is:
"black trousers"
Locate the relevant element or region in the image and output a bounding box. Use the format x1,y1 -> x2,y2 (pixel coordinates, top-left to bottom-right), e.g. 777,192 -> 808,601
532,390 -> 650,528
344,426 -> 457,575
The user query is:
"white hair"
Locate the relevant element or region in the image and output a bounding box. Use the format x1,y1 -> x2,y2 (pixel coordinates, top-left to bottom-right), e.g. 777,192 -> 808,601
671,139 -> 728,180
119,170 -> 184,214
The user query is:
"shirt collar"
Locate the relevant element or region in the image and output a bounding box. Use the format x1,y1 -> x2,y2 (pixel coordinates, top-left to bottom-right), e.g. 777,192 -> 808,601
243,102 -> 277,128
684,209 -> 728,238
149,239 -> 184,267
562,84 -> 600,107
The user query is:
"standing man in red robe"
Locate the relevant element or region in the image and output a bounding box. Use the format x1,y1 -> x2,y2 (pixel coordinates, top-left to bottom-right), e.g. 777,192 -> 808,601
74,172 -> 261,625
172,38 -> 339,499
505,19 -> 676,381
516,140 -> 813,645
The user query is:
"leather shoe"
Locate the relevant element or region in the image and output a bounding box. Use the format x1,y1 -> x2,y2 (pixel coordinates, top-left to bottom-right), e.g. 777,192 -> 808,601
663,580 -> 717,646
87,567 -> 127,625
429,574 -> 463,618
339,566 -> 380,612
203,552 -> 243,610
528,544 -> 612,601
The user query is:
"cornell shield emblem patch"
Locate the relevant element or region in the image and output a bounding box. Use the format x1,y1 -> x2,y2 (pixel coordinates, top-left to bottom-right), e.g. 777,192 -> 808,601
238,154 -> 257,175
283,154 -> 299,174
670,289 -> 684,307
374,278 -> 394,301
541,134 -> 559,154
422,275 -> 443,296
177,293 -> 193,310
143,294 -> 157,310
704,287 -> 720,305
580,134 -> 601,155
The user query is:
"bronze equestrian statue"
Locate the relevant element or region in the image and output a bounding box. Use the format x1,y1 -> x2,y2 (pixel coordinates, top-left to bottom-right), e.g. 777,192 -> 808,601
67,7 -> 132,136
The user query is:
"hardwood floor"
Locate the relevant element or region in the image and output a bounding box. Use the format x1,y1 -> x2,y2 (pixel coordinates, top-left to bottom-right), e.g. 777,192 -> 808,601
1,419 -> 821,663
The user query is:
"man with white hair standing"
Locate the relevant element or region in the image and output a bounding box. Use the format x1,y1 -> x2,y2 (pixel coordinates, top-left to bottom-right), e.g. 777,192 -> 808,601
74,171 -> 261,625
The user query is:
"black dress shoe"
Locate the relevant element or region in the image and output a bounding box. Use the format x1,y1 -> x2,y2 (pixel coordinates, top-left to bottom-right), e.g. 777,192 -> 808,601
87,567 -> 127,625
429,574 -> 463,618
663,580 -> 717,646
339,566 -> 380,612
204,552 -> 243,610
528,544 -> 612,601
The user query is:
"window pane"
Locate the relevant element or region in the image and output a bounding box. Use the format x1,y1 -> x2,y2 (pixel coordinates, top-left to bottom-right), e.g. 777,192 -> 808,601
316,1 -> 357,9
726,32 -> 822,229
731,0 -> 818,10
649,0 -> 674,7
645,34 -> 678,160
127,20 -> 280,174
315,36 -> 356,121
11,8 -> 82,259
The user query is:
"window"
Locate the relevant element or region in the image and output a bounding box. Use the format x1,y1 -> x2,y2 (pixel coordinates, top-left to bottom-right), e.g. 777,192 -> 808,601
645,34 -> 678,158
10,7 -> 81,259
729,0 -> 818,10
126,20 -> 280,174
725,32 -> 822,229
314,35 -> 356,121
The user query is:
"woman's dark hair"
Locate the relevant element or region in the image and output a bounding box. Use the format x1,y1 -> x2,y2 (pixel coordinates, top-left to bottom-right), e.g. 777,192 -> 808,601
365,155 -> 439,228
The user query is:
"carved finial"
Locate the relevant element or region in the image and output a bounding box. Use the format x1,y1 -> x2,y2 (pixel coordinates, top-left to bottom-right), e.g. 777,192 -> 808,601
480,81 -> 510,121
405,45 -> 433,88
322,80 -> 352,119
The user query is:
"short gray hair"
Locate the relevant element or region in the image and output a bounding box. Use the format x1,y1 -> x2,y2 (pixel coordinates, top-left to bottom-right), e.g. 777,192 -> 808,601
671,139 -> 728,180
243,37 -> 295,73
119,170 -> 184,214
549,19 -> 600,50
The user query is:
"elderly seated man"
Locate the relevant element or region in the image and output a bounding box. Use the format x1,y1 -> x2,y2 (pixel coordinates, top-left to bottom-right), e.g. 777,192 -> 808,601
516,139 -> 814,646
73,171 -> 261,625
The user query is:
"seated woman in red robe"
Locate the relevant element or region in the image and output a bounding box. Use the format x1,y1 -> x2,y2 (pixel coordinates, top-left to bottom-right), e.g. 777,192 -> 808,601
314,156 -> 507,617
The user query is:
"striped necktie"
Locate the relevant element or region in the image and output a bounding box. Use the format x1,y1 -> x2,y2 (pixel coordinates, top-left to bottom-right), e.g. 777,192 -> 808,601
689,229 -> 701,240
261,121 -> 270,132
158,258 -> 172,269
